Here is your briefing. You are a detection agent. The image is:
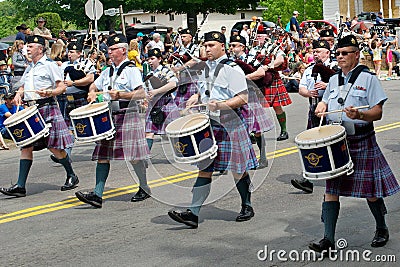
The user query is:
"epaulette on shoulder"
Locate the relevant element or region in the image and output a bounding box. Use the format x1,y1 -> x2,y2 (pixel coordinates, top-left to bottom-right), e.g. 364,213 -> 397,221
222,59 -> 237,67
46,58 -> 54,62
364,70 -> 376,75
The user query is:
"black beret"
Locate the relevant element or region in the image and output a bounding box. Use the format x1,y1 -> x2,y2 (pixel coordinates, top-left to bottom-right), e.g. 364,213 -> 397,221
319,29 -> 334,38
230,35 -> 246,46
27,35 -> 45,46
148,48 -> 162,58
312,40 -> 330,50
179,28 -> 192,35
337,35 -> 359,49
204,31 -> 225,44
107,34 -> 127,46
67,42 -> 83,52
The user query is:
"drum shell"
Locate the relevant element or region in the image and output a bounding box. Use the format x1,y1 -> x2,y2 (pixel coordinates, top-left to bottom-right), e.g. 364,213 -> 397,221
295,125 -> 354,180
69,103 -> 115,143
166,113 -> 218,164
4,106 -> 50,147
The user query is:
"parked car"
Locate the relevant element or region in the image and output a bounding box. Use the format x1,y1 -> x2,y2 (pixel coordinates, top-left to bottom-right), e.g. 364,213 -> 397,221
231,20 -> 276,34
299,20 -> 338,34
126,23 -> 169,42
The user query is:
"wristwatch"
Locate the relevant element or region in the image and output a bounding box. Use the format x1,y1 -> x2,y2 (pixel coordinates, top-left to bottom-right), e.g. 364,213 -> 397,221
359,111 -> 364,120
72,81 -> 76,86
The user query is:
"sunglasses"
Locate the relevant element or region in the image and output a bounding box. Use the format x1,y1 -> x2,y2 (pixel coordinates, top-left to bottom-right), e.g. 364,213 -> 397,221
335,50 -> 357,56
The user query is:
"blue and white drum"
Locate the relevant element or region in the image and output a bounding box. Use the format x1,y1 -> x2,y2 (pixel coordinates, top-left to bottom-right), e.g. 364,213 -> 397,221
166,113 -> 218,164
295,125 -> 354,180
4,105 -> 50,147
69,102 -> 115,143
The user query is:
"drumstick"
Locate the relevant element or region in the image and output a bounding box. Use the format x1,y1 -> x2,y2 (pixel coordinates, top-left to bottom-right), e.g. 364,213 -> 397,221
318,115 -> 324,131
95,90 -> 125,94
179,100 -> 226,116
317,105 -> 370,115
23,90 -> 53,93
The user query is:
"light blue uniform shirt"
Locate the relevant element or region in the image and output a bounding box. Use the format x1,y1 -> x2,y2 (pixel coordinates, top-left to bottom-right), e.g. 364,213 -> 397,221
21,55 -> 63,101
300,60 -> 331,98
94,59 -> 143,102
322,65 -> 387,125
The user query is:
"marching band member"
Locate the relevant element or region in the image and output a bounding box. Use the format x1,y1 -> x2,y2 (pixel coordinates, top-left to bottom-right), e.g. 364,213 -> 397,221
75,34 -> 150,207
0,35 -> 78,197
291,40 -> 335,193
145,48 -> 179,151
229,35 -> 274,169
246,41 -> 292,141
50,42 -> 96,163
311,35 -> 399,253
168,31 -> 258,228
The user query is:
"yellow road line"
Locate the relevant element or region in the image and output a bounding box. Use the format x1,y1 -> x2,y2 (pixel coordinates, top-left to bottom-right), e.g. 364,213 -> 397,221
1,121 -> 399,224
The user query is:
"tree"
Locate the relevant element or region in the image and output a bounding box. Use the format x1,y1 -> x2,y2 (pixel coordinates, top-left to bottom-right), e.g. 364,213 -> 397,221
259,0 -> 323,26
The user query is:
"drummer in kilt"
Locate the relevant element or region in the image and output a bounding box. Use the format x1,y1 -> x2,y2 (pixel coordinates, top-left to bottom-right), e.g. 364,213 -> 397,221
75,34 -> 150,208
0,35 -> 79,197
144,48 -> 180,150
312,35 -> 400,253
168,31 -> 258,228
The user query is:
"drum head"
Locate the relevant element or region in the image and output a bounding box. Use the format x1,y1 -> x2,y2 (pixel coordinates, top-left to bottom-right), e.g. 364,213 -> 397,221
296,125 -> 345,143
4,106 -> 36,125
69,102 -> 108,117
166,113 -> 208,134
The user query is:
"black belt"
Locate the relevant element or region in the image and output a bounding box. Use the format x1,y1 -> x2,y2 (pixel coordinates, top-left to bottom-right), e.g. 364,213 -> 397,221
354,123 -> 374,135
14,71 -> 25,76
25,97 -> 56,107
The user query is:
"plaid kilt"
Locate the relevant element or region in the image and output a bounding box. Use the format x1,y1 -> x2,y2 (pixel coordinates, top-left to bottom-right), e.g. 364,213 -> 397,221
326,131 -> 400,198
264,78 -> 292,107
92,111 -> 149,161
64,98 -> 88,130
30,104 -> 73,151
210,113 -> 258,174
145,95 -> 180,134
174,82 -> 198,110
243,89 -> 274,133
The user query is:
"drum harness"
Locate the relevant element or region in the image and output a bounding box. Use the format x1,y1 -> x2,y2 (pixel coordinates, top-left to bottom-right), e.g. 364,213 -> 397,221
107,61 -> 138,115
332,65 -> 373,135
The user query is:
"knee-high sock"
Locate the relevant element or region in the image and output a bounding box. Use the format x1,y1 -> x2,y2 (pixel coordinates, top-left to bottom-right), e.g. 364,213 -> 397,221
255,135 -> 267,162
17,159 -> 33,188
276,112 -> 287,133
131,160 -> 149,192
94,162 -> 110,197
321,201 -> 340,243
367,198 -> 388,230
235,174 -> 252,206
189,177 -> 211,216
58,154 -> 75,177
65,146 -> 72,158
146,138 -> 154,151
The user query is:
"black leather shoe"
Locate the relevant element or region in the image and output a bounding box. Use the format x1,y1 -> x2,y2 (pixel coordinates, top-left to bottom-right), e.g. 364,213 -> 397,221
291,178 -> 314,193
50,154 -> 60,163
308,237 -> 334,255
61,175 -> 79,191
0,184 -> 26,197
371,228 -> 389,247
277,131 -> 289,141
75,191 -> 102,208
250,133 -> 256,144
236,205 -> 255,222
257,159 -> 268,169
131,187 -> 151,202
168,209 -> 198,228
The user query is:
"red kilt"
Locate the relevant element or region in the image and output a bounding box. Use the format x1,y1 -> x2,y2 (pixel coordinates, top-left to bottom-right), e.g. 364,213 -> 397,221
210,112 -> 258,174
145,95 -> 180,134
29,104 -> 73,151
326,130 -> 400,198
92,111 -> 149,161
264,77 -> 292,107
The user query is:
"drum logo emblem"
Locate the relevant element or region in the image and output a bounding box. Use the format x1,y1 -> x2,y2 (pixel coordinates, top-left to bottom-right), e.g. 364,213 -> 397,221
35,117 -> 40,122
174,142 -> 188,153
13,129 -> 24,139
305,153 -> 323,167
102,117 -> 108,122
75,123 -> 87,134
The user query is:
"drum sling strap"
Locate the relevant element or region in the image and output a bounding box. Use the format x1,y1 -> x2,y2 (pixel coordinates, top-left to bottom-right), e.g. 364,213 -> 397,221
336,65 -> 370,134
108,61 -> 135,112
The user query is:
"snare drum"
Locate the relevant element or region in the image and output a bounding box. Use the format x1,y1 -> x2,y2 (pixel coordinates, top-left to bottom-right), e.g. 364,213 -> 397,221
4,105 -> 50,147
295,125 -> 354,180
165,113 -> 218,164
69,102 -> 115,143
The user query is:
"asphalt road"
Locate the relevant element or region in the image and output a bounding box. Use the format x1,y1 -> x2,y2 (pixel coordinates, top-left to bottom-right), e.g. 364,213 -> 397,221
0,80 -> 399,266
